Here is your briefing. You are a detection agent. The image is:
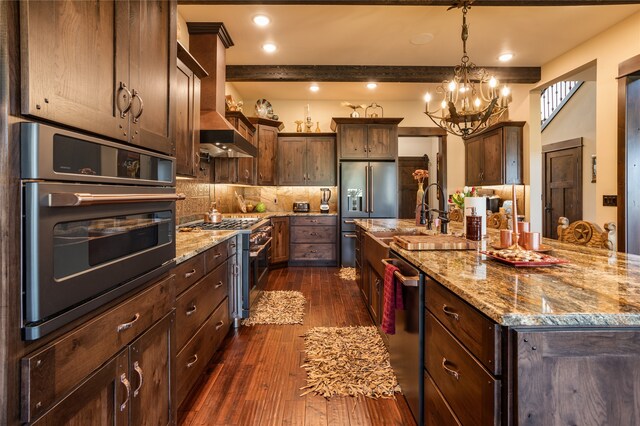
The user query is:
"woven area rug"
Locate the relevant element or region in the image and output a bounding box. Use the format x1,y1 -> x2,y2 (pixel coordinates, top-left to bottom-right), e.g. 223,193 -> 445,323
241,290 -> 306,326
336,267 -> 356,281
300,326 -> 400,399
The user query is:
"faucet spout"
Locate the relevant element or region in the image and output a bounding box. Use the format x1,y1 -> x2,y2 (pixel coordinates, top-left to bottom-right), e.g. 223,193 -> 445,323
423,183 -> 449,234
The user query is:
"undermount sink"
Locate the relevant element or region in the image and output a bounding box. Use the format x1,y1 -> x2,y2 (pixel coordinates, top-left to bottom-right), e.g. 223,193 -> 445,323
367,229 -> 422,248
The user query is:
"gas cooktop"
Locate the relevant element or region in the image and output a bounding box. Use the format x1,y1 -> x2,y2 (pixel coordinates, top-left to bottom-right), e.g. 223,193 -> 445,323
182,218 -> 259,231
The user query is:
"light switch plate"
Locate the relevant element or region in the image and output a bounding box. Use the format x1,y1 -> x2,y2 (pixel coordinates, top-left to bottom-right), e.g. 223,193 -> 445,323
603,195 -> 617,207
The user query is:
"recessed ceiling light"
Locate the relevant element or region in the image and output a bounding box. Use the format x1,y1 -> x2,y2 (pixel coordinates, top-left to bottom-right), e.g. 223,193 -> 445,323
253,15 -> 270,27
367,83 -> 378,90
262,43 -> 277,53
309,84 -> 319,92
410,33 -> 434,45
498,53 -> 514,62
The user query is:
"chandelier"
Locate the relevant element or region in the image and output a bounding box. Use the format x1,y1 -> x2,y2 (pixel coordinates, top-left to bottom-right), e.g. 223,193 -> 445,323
423,1 -> 511,139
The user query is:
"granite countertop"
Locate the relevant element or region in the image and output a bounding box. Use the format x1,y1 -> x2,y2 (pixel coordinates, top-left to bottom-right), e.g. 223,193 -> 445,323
222,211 -> 337,218
355,219 -> 640,327
175,229 -> 238,264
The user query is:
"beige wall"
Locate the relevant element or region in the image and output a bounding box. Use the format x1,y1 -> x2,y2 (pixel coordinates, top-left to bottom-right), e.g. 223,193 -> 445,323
532,10 -> 640,230
177,12 -> 189,48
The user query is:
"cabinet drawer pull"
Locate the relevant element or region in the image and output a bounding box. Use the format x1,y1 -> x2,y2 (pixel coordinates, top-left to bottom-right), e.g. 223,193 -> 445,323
344,220 -> 355,224
186,354 -> 199,368
184,269 -> 197,278
120,373 -> 131,412
215,321 -> 225,330
309,219 -> 318,223
213,252 -> 222,258
442,358 -> 460,380
309,250 -> 318,254
344,234 -> 357,238
116,313 -> 140,332
442,305 -> 460,321
117,82 -> 132,118
215,281 -> 224,289
133,361 -> 143,397
309,232 -> 318,236
186,305 -> 197,316
131,89 -> 144,123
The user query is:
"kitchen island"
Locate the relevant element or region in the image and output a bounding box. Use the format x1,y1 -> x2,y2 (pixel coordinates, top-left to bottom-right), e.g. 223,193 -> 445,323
355,218 -> 640,426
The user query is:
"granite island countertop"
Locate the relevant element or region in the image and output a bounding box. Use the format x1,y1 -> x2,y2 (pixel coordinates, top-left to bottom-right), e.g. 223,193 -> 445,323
175,229 -> 238,264
355,218 -> 640,327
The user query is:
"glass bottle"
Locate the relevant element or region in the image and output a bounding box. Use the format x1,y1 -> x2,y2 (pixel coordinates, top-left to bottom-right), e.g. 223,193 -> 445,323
466,207 -> 482,241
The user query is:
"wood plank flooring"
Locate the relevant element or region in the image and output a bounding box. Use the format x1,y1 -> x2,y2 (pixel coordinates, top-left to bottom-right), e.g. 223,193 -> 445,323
178,267 -> 416,426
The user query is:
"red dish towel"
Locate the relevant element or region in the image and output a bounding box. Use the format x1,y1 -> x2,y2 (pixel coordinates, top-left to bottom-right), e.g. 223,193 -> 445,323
381,263 -> 404,335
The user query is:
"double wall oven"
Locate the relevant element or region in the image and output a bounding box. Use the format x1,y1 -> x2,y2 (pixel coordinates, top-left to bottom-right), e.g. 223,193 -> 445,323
21,123 -> 182,340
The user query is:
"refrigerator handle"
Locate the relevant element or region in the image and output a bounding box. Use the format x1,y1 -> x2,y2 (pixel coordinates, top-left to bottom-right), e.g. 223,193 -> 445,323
369,165 -> 374,214
364,165 -> 369,213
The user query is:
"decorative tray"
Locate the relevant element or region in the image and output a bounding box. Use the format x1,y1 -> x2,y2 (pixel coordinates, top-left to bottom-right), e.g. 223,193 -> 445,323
481,249 -> 569,267
490,242 -> 553,253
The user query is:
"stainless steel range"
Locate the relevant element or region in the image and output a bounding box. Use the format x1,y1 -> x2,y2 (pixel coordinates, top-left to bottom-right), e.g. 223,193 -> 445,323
181,218 -> 271,324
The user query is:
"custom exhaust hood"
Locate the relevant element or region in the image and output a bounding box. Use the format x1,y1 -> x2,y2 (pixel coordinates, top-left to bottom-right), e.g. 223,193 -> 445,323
188,23 -> 257,158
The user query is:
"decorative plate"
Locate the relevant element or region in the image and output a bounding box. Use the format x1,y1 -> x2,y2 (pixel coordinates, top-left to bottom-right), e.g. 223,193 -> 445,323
481,249 -> 569,267
255,99 -> 273,118
490,242 -> 553,253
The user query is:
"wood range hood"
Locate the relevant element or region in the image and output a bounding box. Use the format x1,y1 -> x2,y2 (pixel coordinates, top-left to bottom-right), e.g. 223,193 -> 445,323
187,22 -> 257,158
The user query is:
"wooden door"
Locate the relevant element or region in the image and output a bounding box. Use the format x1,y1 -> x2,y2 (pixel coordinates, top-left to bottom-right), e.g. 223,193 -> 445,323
465,138 -> 483,186
129,0 -> 175,154
398,156 -> 429,219
626,76 -> 640,254
277,137 -> 306,185
32,351 -> 129,425
543,144 -> 582,238
306,137 -> 336,185
270,217 -> 290,265
368,125 -> 396,159
175,60 -> 197,177
20,1 -> 129,142
257,125 -> 278,185
129,312 -> 176,426
481,130 -> 504,185
339,124 -> 367,159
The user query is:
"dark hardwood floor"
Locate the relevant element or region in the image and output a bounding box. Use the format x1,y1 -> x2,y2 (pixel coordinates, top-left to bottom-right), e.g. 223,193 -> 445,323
178,266 -> 416,426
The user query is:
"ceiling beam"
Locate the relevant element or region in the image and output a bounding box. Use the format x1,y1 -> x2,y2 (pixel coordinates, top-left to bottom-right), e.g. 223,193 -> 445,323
226,65 -> 541,84
180,0 -> 639,5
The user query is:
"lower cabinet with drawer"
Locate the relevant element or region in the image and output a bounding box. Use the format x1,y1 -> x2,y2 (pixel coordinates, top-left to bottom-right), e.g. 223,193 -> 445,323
289,215 -> 337,266
172,236 -> 235,408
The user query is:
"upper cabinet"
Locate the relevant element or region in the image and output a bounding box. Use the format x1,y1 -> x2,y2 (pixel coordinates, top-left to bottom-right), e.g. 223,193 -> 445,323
331,118 -> 403,160
20,0 -> 176,155
464,121 -> 524,186
176,43 -> 208,177
225,111 -> 256,185
277,134 -> 336,186
249,117 -> 283,186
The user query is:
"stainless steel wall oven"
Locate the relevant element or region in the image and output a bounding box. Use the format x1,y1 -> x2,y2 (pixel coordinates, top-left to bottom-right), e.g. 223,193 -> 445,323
21,123 -> 181,340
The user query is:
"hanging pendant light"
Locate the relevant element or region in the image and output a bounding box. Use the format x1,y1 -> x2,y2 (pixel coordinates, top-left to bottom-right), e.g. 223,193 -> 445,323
423,1 -> 511,139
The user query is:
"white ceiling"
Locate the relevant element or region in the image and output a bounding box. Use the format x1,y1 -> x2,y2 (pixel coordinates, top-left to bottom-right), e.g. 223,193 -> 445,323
178,4 -> 640,100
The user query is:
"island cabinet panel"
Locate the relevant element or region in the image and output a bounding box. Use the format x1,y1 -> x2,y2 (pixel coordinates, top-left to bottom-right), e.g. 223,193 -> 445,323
20,0 -> 176,155
425,312 -> 500,426
289,216 -> 337,266
424,374 -> 462,426
515,328 -> 640,425
270,216 -> 290,265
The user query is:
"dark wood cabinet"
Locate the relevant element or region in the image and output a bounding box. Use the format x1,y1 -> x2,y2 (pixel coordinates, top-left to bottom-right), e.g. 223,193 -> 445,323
464,121 -> 524,186
277,134 -> 336,186
227,112 -> 256,185
289,215 -> 337,266
20,0 -> 176,155
270,216 -> 290,265
250,117 -> 283,186
176,43 -> 207,177
331,118 -> 403,160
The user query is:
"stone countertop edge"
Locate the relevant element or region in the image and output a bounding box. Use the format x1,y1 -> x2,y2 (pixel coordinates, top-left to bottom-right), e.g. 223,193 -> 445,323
175,230 -> 239,265
222,212 -> 338,218
354,218 -> 640,328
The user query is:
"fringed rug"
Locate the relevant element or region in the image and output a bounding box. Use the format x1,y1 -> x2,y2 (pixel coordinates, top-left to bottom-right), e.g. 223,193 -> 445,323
337,267 -> 357,281
241,291 -> 306,326
300,326 -> 400,399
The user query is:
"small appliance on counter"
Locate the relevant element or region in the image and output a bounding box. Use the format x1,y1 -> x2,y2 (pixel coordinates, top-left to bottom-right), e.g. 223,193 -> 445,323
293,201 -> 310,213
320,188 -> 332,214
486,195 -> 501,213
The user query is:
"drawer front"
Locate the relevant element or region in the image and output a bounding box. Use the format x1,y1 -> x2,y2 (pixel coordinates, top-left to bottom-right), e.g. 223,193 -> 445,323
206,239 -> 230,273
175,261 -> 228,350
427,281 -> 501,375
425,312 -> 500,426
22,275 -> 175,421
173,253 -> 206,295
290,243 -> 336,261
290,215 -> 337,226
290,225 -> 336,243
176,299 -> 230,407
425,373 -> 462,426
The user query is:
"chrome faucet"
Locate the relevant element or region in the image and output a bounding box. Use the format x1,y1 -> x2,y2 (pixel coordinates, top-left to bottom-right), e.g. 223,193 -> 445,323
419,183 -> 450,234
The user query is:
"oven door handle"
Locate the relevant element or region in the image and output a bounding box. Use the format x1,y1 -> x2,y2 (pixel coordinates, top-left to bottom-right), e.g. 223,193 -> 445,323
249,237 -> 272,258
47,192 -> 186,207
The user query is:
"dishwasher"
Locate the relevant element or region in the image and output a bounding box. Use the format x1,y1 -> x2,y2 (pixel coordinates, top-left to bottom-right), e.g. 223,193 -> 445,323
382,254 -> 425,425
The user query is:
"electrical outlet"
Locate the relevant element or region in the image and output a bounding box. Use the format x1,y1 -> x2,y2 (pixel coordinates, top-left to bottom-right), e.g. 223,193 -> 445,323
603,195 -> 617,207
274,198 -> 278,204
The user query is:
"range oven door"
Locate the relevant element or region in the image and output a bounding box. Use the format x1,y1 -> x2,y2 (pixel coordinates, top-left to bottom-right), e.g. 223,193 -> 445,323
249,237 -> 272,309
22,181 -> 180,340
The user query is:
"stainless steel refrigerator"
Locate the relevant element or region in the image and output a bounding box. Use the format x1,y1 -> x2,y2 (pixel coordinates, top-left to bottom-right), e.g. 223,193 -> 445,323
340,161 -> 397,266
